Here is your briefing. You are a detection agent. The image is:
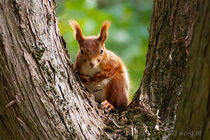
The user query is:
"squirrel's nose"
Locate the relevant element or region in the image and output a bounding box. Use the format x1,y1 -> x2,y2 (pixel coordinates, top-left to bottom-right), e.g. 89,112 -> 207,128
89,62 -> 95,68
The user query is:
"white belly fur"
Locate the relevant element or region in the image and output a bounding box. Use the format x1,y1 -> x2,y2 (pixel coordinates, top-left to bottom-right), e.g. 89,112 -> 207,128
80,64 -> 112,102
86,78 -> 112,102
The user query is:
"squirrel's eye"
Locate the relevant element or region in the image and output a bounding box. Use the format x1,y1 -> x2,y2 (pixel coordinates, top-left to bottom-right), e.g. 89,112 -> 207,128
100,49 -> 103,54
80,50 -> 84,55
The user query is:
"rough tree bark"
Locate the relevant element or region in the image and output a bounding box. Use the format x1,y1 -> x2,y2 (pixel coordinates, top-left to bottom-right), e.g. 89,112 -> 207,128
0,0 -> 208,139
175,0 -> 210,139
131,0 -> 199,122
0,0 -> 106,139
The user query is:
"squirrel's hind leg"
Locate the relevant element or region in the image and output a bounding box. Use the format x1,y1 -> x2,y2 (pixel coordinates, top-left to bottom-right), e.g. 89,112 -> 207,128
105,72 -> 130,109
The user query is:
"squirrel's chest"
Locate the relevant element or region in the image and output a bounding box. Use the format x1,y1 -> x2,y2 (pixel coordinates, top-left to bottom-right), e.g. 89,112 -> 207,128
86,78 -> 112,103
80,64 -> 112,102
80,64 -> 101,77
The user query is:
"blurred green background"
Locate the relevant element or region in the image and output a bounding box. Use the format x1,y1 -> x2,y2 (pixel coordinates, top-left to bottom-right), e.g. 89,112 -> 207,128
55,0 -> 153,99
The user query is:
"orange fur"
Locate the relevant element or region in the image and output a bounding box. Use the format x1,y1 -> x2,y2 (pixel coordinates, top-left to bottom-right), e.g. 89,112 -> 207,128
70,20 -> 130,110
98,20 -> 111,43
106,71 -> 130,108
69,20 -> 84,43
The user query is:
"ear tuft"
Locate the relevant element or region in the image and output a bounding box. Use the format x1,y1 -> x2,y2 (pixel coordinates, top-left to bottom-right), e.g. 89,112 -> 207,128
69,19 -> 84,43
98,20 -> 111,43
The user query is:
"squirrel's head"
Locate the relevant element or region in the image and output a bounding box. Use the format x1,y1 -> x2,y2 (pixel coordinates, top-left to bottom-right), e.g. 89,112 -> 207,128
70,20 -> 110,68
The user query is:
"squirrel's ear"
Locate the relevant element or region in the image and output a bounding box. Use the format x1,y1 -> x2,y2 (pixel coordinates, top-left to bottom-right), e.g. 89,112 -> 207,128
69,20 -> 84,43
98,20 -> 111,43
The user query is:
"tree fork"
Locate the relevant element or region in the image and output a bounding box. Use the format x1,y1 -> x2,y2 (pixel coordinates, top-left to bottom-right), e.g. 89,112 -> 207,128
0,0 -> 207,139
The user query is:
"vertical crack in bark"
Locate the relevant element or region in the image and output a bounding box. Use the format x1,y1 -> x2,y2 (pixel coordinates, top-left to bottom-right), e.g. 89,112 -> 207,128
170,0 -> 179,41
55,109 -> 70,133
202,85 -> 210,139
78,124 -> 88,140
58,85 -> 65,100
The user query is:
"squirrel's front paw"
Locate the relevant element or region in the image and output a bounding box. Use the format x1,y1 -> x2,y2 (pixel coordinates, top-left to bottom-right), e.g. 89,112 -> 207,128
78,74 -> 91,84
91,74 -> 101,82
101,100 -> 114,111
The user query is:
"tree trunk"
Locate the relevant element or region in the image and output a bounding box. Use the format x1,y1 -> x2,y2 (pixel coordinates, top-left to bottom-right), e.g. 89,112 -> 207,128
0,0 -> 208,139
175,0 -> 210,139
0,0 -> 106,139
131,0 -> 199,121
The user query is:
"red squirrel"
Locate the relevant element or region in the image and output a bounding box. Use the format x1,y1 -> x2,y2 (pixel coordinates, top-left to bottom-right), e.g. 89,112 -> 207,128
69,20 -> 130,111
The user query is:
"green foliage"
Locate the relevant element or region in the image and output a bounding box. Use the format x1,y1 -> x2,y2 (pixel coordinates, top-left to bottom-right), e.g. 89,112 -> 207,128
55,0 -> 153,99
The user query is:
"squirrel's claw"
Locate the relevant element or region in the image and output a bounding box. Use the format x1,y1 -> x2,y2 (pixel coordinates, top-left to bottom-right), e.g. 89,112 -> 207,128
101,100 -> 114,111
